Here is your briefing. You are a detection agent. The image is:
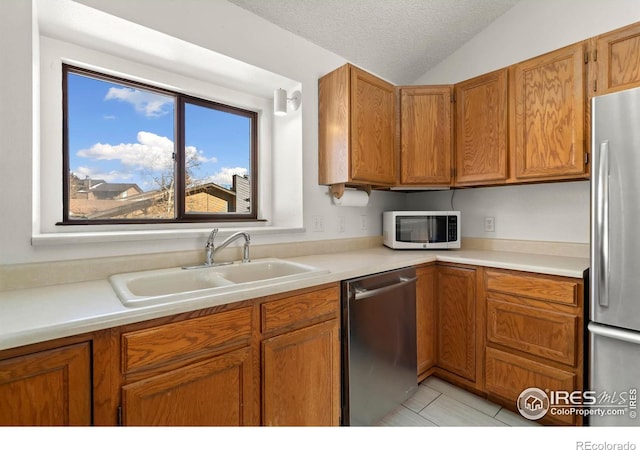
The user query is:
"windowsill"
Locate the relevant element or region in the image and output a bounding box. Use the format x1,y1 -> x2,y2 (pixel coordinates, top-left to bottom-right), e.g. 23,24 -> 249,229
31,226 -> 305,246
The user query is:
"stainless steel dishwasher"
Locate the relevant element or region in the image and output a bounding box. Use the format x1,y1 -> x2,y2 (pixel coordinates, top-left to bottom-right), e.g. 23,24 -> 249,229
341,266 -> 417,426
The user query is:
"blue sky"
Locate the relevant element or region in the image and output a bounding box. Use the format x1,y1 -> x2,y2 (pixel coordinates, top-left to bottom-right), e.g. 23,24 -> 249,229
67,72 -> 251,192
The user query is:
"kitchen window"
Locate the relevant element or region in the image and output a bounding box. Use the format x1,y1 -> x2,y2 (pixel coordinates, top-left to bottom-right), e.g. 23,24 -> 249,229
61,65 -> 258,224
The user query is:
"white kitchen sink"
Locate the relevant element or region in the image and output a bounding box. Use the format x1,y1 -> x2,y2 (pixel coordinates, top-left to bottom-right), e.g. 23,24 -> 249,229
109,258 -> 330,307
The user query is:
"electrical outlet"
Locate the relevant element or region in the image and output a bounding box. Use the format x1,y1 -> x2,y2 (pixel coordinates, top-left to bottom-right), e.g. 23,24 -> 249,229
338,215 -> 346,233
312,215 -> 324,232
360,215 -> 368,231
484,216 -> 495,232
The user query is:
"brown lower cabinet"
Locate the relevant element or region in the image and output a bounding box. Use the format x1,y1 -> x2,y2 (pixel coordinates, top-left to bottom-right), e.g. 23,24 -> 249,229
416,264 -> 436,381
1,264 -> 585,427
262,320 -> 340,425
0,283 -> 340,427
121,347 -> 254,426
483,268 -> 584,425
434,264 -> 485,393
416,264 -> 584,425
0,341 -> 91,426
260,285 -> 341,426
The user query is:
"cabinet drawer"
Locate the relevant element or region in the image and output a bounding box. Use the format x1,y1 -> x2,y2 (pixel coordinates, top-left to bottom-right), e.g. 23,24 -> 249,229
122,307 -> 252,374
485,347 -> 576,425
487,299 -> 577,366
261,286 -> 339,335
486,270 -> 578,305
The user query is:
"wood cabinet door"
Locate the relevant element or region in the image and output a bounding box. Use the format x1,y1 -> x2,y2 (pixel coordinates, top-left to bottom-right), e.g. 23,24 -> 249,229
595,22 -> 640,96
437,266 -> 476,382
262,320 -> 340,426
122,347 -> 254,426
485,347 -> 577,425
0,342 -> 91,426
416,265 -> 436,378
350,66 -> 397,185
399,86 -> 452,185
512,42 -> 587,181
455,69 -> 508,185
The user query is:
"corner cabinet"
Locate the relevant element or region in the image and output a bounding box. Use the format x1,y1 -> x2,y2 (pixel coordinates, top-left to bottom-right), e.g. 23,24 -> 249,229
511,42 -> 588,182
454,69 -> 509,186
416,264 -> 437,381
0,342 -> 92,425
319,64 -> 396,187
435,264 -> 481,390
398,86 -> 453,186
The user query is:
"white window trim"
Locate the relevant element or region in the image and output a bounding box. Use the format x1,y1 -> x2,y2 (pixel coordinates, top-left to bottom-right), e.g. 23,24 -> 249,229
35,26 -> 303,246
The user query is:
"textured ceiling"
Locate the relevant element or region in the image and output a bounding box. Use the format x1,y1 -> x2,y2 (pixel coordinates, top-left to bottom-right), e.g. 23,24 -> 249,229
228,0 -> 523,84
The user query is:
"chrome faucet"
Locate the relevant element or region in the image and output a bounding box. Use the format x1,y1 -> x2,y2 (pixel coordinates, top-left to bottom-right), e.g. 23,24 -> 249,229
205,228 -> 251,265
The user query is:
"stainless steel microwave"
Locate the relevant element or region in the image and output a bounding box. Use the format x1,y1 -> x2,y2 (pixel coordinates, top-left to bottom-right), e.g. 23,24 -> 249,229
383,211 -> 461,249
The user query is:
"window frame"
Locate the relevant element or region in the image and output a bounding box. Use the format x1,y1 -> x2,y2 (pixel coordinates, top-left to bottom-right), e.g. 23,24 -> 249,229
60,64 -> 259,225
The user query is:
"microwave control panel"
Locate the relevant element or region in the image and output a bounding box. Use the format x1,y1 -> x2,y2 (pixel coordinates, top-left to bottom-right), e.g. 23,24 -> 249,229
448,216 -> 458,242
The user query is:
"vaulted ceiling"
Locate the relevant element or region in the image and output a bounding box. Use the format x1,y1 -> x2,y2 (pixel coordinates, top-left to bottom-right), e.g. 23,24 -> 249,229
227,0 -> 523,84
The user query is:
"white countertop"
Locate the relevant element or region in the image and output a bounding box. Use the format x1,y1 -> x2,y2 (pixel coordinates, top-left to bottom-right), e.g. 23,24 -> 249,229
0,247 -> 589,352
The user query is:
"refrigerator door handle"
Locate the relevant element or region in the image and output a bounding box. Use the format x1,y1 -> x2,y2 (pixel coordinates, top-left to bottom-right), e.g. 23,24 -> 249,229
589,322 -> 640,345
596,141 -> 610,307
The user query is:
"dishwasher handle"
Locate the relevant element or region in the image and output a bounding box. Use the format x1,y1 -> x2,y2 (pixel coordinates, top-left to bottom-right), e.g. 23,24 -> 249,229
353,276 -> 417,301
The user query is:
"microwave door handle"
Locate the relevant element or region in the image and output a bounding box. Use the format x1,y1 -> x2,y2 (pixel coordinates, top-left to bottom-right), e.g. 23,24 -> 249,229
597,141 -> 610,308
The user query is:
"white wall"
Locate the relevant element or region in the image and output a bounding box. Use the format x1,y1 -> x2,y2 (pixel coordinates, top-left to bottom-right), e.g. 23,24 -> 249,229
405,182 -> 589,243
415,0 -> 640,85
409,0 -> 640,244
0,0 -> 404,265
4,0 -> 639,265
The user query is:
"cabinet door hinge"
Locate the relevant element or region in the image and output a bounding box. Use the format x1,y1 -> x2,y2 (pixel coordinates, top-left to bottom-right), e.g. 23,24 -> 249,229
585,152 -> 589,165
593,79 -> 598,92
584,51 -> 589,64
451,93 -> 456,103
593,49 -> 597,62
117,406 -> 123,426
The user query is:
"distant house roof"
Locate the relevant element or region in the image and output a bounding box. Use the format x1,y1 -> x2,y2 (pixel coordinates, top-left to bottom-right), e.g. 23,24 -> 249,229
89,183 -> 143,195
76,179 -> 143,195
80,176 -> 250,219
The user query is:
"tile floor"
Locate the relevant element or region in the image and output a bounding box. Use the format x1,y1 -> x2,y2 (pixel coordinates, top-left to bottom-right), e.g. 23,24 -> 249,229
377,376 -> 539,427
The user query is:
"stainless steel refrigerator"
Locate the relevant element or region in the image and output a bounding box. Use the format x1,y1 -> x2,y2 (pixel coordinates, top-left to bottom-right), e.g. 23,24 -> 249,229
590,86 -> 640,426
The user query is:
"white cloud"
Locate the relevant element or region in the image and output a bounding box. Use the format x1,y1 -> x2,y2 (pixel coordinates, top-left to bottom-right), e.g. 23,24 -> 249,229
186,145 -> 217,165
74,166 -> 133,183
207,167 -> 248,187
77,131 -> 174,172
105,87 -> 173,118
76,131 -> 217,177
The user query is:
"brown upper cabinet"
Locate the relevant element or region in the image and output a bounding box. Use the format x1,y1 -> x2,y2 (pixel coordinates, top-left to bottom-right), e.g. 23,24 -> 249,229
510,42 -> 588,182
454,69 -> 509,186
318,64 -> 396,187
318,21 -> 640,190
592,21 -> 640,96
398,86 -> 453,186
